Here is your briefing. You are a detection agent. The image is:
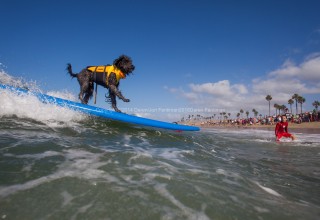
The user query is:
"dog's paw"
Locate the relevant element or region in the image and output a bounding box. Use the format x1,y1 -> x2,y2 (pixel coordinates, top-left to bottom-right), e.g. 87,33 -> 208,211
113,107 -> 121,113
123,99 -> 130,102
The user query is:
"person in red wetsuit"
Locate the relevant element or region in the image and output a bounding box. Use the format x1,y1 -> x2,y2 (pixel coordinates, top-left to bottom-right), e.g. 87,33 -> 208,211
275,115 -> 296,141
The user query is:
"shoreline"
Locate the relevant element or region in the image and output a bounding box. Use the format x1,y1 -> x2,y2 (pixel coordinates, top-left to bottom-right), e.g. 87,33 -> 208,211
190,121 -> 320,134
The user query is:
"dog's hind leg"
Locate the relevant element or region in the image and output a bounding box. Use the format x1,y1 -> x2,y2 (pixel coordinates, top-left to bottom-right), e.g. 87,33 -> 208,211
83,82 -> 94,104
79,91 -> 85,104
83,93 -> 90,104
79,81 -> 91,104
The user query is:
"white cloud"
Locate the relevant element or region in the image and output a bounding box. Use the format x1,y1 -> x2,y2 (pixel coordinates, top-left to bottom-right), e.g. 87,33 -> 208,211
232,84 -> 248,94
189,80 -> 248,97
182,91 -> 199,100
165,54 -> 320,118
173,80 -> 249,111
269,55 -> 320,81
252,78 -> 320,95
189,80 -> 232,96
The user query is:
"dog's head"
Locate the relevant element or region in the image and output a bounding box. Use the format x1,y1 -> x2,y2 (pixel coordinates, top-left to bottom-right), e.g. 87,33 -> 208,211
113,55 -> 135,76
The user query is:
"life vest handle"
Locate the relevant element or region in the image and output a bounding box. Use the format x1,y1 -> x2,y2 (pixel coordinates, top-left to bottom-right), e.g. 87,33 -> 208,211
94,82 -> 98,104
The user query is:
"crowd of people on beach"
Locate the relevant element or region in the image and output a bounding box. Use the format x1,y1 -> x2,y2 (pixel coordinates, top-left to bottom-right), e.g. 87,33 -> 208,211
234,111 -> 319,126
185,111 -> 320,127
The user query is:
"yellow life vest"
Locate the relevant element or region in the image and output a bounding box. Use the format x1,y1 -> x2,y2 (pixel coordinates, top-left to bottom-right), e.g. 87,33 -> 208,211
87,65 -> 125,85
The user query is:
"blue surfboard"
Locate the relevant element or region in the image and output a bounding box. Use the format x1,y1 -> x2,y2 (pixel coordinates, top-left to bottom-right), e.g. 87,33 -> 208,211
0,84 -> 200,131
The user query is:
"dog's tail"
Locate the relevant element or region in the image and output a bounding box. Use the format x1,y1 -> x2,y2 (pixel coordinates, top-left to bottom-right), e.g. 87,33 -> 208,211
66,63 -> 78,78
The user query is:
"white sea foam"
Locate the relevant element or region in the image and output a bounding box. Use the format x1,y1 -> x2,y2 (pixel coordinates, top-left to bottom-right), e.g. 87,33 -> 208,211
216,168 -> 227,175
46,90 -> 78,102
4,151 -> 61,159
70,202 -> 94,220
0,86 -> 86,127
61,191 -> 74,207
254,206 -> 270,213
207,128 -> 320,146
0,149 -> 109,198
0,70 -> 37,90
155,183 -> 210,220
254,181 -> 282,197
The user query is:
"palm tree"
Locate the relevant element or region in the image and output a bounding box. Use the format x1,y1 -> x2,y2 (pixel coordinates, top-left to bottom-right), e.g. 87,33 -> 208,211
245,111 -> 249,118
266,95 -> 272,116
288,99 -> 294,114
223,112 -> 226,121
280,105 -> 286,114
240,109 -> 244,118
252,109 -> 258,117
292,94 -> 299,114
274,103 -> 279,115
297,96 -> 306,114
237,113 -> 240,118
312,101 -> 320,111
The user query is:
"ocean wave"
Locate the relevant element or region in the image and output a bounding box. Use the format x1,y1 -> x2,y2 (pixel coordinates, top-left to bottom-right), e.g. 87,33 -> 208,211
0,71 -> 87,127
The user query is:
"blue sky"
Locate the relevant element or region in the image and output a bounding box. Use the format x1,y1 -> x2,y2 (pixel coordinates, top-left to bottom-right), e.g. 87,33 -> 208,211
1,0 -> 320,121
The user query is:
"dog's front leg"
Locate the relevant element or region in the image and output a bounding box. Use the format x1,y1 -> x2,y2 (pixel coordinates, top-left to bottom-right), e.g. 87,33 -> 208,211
108,91 -> 121,112
109,84 -> 130,103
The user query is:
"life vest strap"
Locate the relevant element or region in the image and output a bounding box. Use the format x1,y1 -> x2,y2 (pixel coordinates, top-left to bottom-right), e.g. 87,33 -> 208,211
87,65 -> 125,86
93,72 -> 107,87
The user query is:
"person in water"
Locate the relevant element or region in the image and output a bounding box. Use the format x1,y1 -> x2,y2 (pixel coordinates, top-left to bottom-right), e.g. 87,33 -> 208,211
275,115 -> 296,141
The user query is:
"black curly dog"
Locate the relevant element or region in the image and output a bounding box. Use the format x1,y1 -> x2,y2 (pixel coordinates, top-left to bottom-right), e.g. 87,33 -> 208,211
66,55 -> 135,112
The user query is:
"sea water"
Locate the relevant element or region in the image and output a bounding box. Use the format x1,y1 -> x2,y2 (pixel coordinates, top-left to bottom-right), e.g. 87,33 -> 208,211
1,72 -> 320,220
